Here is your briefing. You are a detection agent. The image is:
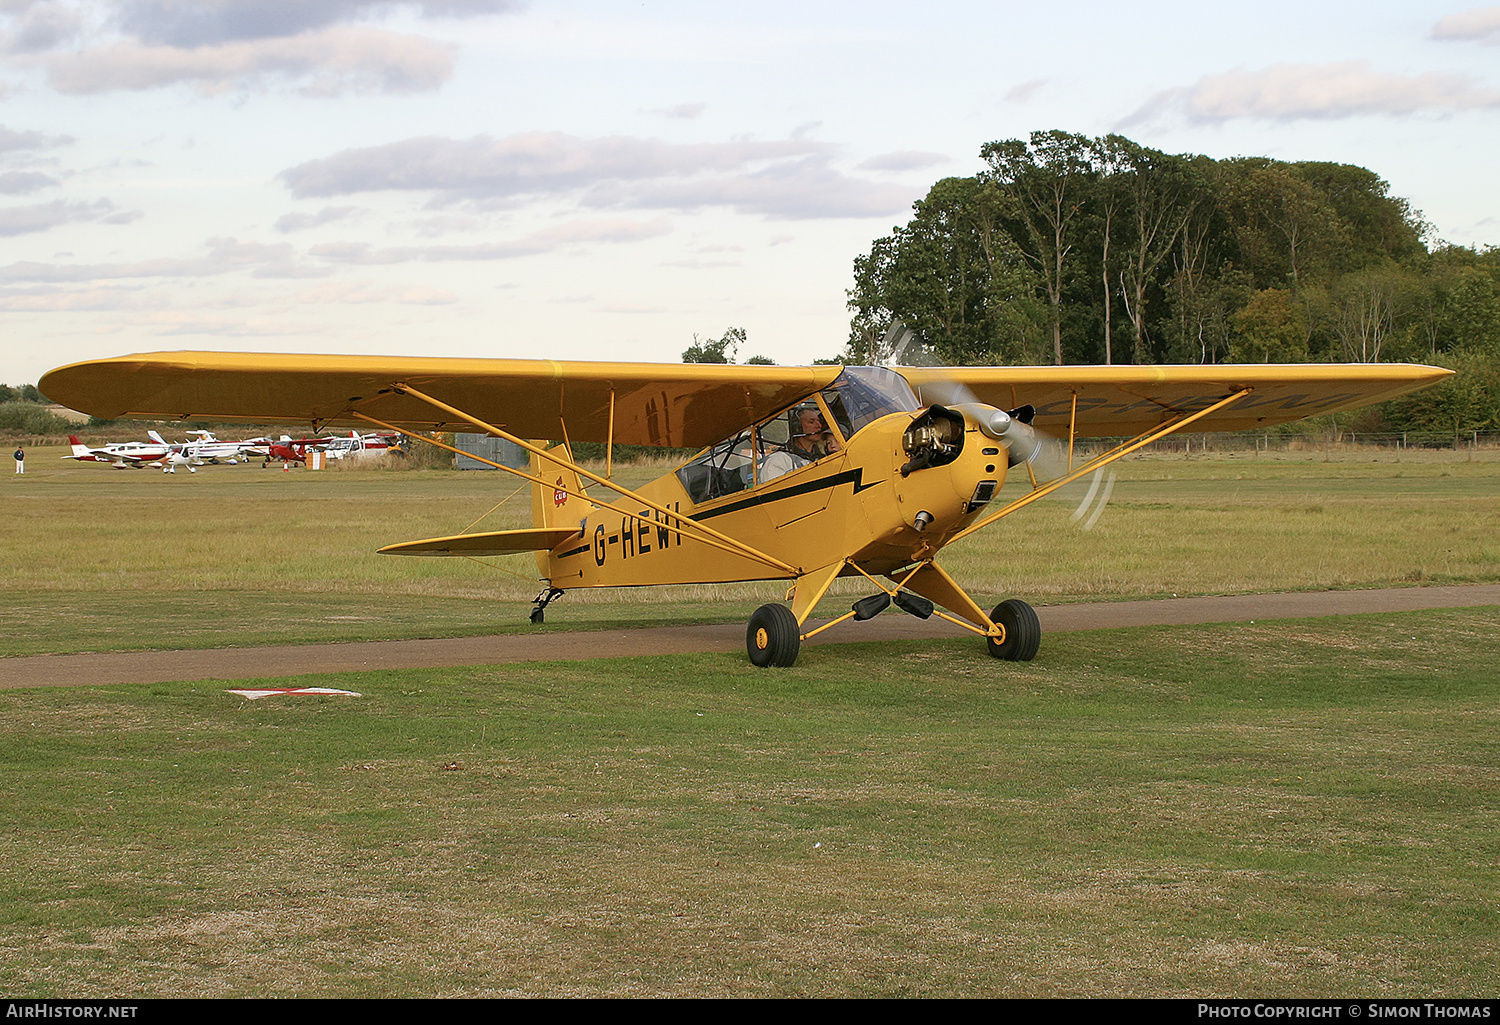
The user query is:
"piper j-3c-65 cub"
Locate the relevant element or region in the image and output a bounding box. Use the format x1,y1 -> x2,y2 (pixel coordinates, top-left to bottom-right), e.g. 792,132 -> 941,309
39,352 -> 1449,667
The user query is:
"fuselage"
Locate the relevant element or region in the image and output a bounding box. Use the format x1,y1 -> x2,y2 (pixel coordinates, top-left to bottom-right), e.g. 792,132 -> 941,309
540,406 -> 1010,588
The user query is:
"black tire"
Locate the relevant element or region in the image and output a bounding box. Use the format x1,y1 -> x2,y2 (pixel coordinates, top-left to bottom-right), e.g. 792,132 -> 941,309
747,603 -> 801,667
987,599 -> 1040,661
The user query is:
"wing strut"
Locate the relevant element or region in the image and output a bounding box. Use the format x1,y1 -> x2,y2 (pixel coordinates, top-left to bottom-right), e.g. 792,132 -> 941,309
948,387 -> 1253,546
354,388 -> 800,576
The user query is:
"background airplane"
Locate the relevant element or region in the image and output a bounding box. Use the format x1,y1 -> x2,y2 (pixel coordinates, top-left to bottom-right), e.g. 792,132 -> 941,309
63,434 -> 171,469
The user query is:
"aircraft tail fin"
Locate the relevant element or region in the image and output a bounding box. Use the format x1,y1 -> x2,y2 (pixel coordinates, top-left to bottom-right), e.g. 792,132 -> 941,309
67,435 -> 90,458
530,440 -> 597,533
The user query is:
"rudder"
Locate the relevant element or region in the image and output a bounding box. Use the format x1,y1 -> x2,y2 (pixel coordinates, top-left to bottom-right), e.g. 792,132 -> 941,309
530,441 -> 596,578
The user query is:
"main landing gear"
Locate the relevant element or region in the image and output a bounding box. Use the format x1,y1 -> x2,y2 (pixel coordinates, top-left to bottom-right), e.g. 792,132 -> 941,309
987,599 -> 1041,661
743,595 -> 1042,667
747,604 -> 800,667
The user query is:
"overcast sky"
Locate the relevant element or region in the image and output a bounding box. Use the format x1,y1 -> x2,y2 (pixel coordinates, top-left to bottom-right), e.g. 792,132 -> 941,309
3,0 -> 1499,384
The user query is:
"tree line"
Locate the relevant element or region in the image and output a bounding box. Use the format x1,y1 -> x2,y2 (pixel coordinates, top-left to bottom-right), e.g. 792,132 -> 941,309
845,130 -> 1500,432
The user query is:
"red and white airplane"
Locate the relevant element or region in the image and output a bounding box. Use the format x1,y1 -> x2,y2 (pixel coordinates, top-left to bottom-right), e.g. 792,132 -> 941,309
65,429 -> 264,472
63,433 -> 173,469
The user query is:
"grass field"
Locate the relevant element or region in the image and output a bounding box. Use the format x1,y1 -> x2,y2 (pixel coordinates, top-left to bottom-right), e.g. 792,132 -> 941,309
2,443 -> 1498,656
2,443 -> 1497,997
0,608 -> 1495,997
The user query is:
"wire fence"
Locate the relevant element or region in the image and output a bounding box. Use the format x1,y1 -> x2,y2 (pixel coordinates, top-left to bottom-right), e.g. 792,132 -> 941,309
1089,430 -> 1500,457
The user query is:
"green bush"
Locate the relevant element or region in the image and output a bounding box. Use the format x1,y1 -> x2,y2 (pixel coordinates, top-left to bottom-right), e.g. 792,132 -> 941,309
0,402 -> 74,434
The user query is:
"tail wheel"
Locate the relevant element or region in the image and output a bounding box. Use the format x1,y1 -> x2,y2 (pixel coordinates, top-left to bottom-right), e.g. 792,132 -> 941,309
987,599 -> 1040,661
747,603 -> 801,667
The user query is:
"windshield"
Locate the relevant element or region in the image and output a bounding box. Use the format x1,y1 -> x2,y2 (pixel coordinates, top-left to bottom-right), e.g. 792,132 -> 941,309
822,367 -> 922,438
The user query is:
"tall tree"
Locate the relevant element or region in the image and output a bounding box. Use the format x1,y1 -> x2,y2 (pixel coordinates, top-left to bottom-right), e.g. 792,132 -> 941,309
981,130 -> 1094,364
1324,265 -> 1416,363
1088,136 -> 1129,364
1110,139 -> 1209,363
846,176 -> 1044,365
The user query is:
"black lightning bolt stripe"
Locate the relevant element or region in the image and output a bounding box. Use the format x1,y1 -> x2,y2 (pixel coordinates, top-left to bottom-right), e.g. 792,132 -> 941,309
694,467 -> 883,522
557,469 -> 882,557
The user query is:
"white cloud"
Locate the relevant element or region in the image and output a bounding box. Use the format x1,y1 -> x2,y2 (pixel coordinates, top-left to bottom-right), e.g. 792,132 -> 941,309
116,0 -> 517,47
0,234 -> 327,280
275,204 -> 361,233
39,25 -> 455,96
0,1 -> 521,97
0,284 -> 158,312
579,155 -> 917,220
0,123 -> 71,153
1128,61 -> 1500,124
653,102 -> 706,119
2,1 -> 84,55
0,197 -> 117,235
0,169 -> 57,193
281,132 -> 835,199
280,131 -> 915,220
1004,78 -> 1046,103
1433,7 -> 1500,43
307,217 -> 673,264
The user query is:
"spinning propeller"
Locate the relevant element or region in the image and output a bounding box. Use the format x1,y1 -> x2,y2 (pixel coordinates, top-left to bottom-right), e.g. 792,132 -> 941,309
883,320 -> 1116,530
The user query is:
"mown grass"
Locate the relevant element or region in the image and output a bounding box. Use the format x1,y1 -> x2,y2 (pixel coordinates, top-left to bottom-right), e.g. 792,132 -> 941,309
2,444 -> 1498,655
0,607 -> 1494,997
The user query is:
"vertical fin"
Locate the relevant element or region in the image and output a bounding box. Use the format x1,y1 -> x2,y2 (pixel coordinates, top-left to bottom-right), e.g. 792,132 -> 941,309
530,440 -> 597,577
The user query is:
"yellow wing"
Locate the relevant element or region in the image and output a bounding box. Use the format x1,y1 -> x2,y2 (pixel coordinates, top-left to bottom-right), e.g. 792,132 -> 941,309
40,351 -> 1452,447
39,351 -> 841,449
898,363 -> 1453,436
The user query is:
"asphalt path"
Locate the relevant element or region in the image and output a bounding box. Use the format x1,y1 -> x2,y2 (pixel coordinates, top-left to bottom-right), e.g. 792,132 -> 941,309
2,584 -> 1497,690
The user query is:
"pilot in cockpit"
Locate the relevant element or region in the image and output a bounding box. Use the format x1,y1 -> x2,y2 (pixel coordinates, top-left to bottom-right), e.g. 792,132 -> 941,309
760,404 -> 841,482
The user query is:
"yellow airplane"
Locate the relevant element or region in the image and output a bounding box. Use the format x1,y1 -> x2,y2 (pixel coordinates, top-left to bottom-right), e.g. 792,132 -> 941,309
40,352 -> 1450,666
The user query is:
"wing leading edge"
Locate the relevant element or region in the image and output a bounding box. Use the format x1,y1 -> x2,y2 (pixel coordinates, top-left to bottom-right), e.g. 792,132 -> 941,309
898,363 -> 1453,436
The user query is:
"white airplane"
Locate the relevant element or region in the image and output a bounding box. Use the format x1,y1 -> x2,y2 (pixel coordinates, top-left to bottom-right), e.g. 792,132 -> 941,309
181,430 -> 255,463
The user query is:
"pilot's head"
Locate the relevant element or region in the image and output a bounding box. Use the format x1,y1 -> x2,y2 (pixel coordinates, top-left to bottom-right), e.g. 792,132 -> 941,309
795,406 -> 825,440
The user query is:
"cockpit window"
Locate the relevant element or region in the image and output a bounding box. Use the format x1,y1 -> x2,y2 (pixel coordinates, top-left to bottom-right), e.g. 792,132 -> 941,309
675,429 -> 754,504
674,366 -> 921,505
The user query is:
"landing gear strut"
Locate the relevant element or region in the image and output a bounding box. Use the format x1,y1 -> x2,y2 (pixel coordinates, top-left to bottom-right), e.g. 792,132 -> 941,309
530,587 -> 565,624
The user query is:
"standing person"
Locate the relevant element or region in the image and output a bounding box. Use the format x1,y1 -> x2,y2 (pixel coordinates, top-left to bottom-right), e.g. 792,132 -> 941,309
12,445 -> 22,474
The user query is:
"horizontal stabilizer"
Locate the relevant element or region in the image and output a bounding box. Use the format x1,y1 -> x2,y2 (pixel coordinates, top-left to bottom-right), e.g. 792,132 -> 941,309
378,527 -> 580,557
